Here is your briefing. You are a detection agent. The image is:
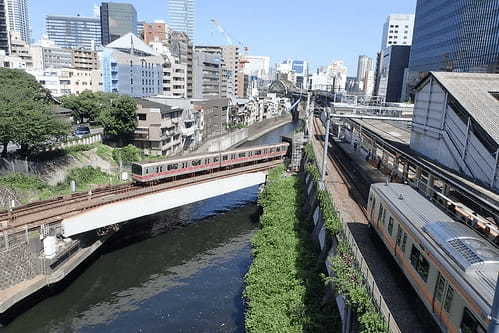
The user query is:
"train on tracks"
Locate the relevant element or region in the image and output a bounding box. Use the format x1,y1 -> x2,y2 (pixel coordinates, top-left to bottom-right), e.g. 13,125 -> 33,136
368,183 -> 498,333
131,142 -> 289,183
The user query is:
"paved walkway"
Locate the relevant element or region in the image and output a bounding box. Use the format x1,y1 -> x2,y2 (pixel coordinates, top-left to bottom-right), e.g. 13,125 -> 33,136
311,118 -> 440,333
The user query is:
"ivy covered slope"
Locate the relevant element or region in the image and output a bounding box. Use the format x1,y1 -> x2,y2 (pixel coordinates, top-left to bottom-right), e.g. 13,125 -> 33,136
244,166 -> 339,333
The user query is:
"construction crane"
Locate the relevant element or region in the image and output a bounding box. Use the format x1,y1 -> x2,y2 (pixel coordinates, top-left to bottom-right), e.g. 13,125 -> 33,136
210,19 -> 249,64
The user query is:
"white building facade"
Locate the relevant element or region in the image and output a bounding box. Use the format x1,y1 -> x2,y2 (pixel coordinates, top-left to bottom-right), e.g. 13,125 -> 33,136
101,33 -> 163,98
380,14 -> 415,50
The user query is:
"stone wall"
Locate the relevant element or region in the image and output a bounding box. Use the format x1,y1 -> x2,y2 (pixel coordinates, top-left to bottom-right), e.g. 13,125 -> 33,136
0,242 -> 35,290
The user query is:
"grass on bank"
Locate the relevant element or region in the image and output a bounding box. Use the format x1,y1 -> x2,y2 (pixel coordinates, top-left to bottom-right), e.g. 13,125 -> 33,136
0,166 -> 124,204
244,166 -> 340,333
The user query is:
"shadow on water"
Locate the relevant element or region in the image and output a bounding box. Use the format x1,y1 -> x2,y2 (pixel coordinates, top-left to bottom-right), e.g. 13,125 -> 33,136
292,177 -> 341,333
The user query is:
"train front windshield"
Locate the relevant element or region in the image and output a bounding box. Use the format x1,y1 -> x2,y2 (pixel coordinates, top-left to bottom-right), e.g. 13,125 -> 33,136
131,164 -> 143,175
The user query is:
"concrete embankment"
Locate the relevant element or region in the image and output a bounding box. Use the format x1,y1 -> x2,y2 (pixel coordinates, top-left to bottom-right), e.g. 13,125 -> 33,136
194,115 -> 293,153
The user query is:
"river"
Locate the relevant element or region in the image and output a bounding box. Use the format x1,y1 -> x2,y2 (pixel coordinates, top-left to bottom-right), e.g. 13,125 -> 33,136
2,121 -> 298,333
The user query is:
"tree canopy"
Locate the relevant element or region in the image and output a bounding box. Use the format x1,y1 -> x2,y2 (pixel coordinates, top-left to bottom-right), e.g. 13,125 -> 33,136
61,91 -> 137,143
0,68 -> 69,156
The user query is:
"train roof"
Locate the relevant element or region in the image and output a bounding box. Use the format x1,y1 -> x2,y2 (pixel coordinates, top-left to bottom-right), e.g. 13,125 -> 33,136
135,142 -> 289,167
372,183 -> 499,309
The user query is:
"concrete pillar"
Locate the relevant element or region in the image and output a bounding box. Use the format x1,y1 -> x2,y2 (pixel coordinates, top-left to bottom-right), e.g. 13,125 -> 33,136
442,183 -> 451,197
427,174 -> 435,198
403,162 -> 409,180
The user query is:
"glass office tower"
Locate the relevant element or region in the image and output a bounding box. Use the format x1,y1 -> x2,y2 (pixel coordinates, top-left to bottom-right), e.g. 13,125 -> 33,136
409,0 -> 499,73
46,15 -> 101,50
0,1 -> 8,54
100,2 -> 137,46
167,0 -> 195,41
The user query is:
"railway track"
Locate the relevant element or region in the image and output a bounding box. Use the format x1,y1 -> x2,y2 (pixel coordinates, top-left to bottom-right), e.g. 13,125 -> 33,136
0,160 -> 282,234
312,117 -> 370,215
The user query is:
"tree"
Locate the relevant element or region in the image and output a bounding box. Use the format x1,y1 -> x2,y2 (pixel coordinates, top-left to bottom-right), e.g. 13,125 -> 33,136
0,68 -> 67,156
61,91 -> 108,123
97,95 -> 137,143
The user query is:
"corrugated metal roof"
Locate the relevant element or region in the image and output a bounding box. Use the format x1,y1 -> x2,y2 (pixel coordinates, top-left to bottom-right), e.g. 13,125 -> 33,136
431,72 -> 499,143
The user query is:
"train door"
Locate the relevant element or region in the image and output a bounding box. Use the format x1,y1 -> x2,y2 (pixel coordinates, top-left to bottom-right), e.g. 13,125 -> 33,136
432,272 -> 455,328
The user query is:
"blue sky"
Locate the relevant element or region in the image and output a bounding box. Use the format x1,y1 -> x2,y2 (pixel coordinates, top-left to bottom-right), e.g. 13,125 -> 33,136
30,0 -> 416,75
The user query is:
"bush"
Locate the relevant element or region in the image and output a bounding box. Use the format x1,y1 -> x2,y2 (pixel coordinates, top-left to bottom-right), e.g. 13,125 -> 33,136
0,173 -> 47,191
112,144 -> 141,165
244,166 -> 340,332
66,166 -> 111,185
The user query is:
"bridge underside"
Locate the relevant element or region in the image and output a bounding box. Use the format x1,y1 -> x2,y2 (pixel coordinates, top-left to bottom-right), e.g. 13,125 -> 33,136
62,172 -> 267,237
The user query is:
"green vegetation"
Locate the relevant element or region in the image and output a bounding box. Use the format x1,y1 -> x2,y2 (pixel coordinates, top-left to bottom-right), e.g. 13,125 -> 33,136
61,92 -> 137,142
0,166 -> 123,204
0,68 -> 70,156
95,143 -> 114,162
112,144 -> 141,166
244,166 -> 340,333
303,143 -> 387,333
328,242 -> 387,333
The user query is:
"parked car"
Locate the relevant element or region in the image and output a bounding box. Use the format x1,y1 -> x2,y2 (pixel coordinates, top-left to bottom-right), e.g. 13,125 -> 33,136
73,126 -> 91,138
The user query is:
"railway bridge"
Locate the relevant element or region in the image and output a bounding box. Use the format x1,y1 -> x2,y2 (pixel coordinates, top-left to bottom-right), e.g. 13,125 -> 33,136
0,154 -> 284,318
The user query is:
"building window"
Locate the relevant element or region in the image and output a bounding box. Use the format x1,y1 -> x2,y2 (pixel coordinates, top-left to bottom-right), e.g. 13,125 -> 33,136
401,233 -> 407,253
396,225 -> 402,246
138,114 -> 146,121
410,245 -> 429,282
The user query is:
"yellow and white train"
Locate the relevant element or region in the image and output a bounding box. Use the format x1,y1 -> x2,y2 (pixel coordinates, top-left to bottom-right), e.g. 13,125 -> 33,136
368,183 -> 499,333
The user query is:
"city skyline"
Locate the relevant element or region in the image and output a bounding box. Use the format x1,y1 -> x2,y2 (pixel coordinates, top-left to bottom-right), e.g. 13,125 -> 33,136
28,0 -> 415,74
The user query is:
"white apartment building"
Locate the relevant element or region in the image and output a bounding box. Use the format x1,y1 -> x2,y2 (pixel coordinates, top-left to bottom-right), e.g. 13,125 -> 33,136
380,14 -> 415,50
0,50 -> 25,68
312,60 -> 348,92
27,68 -> 101,97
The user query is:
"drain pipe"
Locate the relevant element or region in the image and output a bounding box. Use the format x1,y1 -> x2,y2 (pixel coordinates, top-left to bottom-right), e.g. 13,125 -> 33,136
489,273 -> 499,333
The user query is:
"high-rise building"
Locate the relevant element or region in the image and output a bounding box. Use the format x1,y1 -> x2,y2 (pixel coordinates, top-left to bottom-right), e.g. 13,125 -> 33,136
4,0 -> 31,43
0,1 -> 8,54
143,21 -> 168,45
167,0 -> 195,41
100,2 -> 137,46
380,14 -> 414,50
409,0 -> 499,73
46,15 -> 101,50
30,36 -> 74,70
378,45 -> 411,102
243,55 -> 270,81
356,55 -> 375,95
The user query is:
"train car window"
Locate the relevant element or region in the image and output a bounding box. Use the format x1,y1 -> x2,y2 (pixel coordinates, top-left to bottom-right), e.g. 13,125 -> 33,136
434,273 -> 446,302
388,217 -> 394,235
192,159 -> 202,166
396,225 -> 402,245
182,162 -> 188,168
377,204 -> 384,225
214,157 -> 220,162
231,154 -> 236,159
443,285 -> 454,313
205,158 -> 210,164
167,163 -> 178,171
401,233 -> 408,253
270,148 -> 275,153
239,153 -> 246,158
276,147 -> 280,152
255,150 -> 262,156
223,155 -> 228,161
146,168 -> 150,174
410,246 -> 429,282
460,308 -> 486,333
156,167 -> 160,173
249,152 -> 253,157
